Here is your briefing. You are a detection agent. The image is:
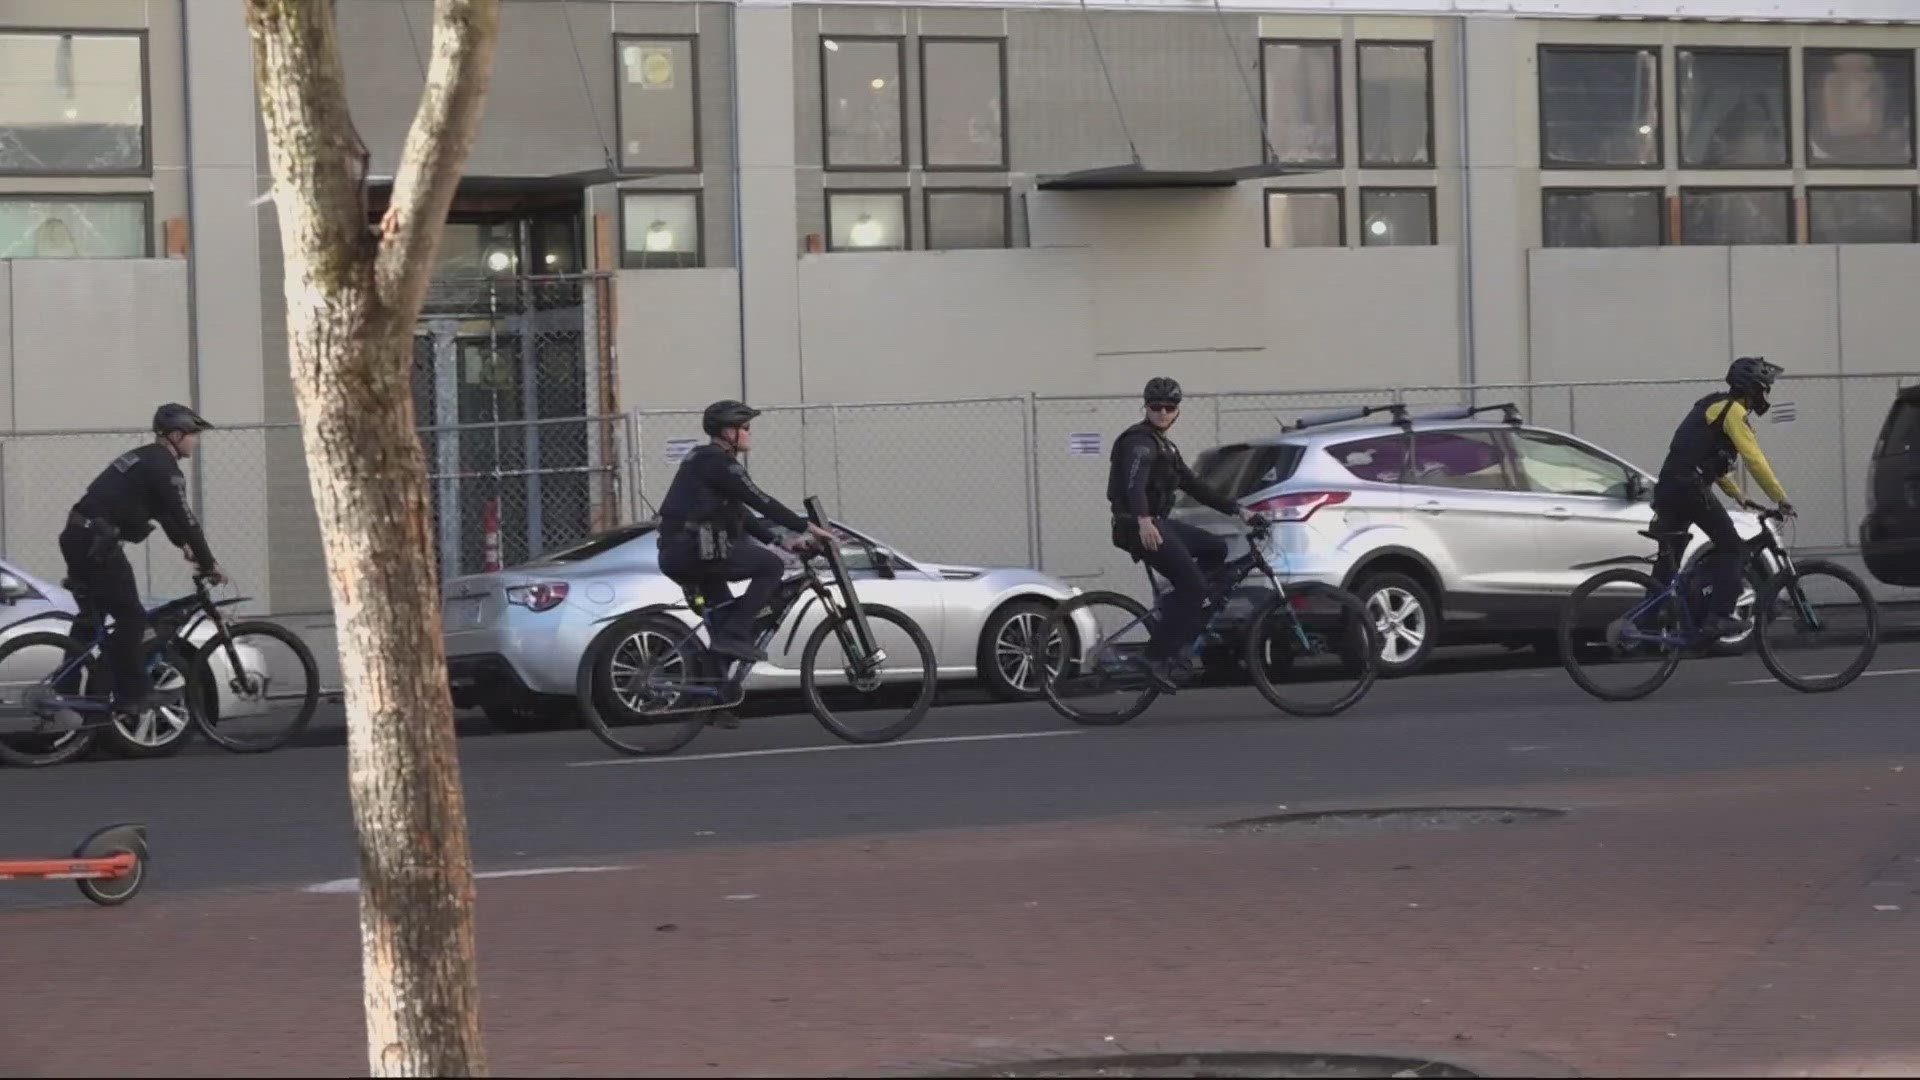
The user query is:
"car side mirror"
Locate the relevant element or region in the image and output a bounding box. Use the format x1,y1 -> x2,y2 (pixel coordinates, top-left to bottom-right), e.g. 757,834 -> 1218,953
870,547 -> 897,580
1625,473 -> 1650,502
0,572 -> 30,604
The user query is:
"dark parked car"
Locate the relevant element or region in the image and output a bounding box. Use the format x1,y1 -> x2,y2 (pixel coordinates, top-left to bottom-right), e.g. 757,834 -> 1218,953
1862,385 -> 1920,587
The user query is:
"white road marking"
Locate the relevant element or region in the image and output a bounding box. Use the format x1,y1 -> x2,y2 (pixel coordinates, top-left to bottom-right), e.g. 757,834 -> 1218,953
303,864 -> 625,894
568,729 -> 1082,768
1730,667 -> 1920,687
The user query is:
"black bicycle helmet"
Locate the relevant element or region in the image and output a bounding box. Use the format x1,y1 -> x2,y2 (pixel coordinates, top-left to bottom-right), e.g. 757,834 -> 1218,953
1726,356 -> 1783,396
701,399 -> 761,436
1143,377 -> 1183,407
153,402 -> 213,435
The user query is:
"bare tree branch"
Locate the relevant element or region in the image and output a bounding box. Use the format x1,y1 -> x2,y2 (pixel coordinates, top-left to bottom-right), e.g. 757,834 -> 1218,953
375,0 -> 501,313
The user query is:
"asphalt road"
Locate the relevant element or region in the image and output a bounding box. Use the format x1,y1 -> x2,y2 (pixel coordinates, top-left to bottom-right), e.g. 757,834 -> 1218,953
5,638 -> 1920,908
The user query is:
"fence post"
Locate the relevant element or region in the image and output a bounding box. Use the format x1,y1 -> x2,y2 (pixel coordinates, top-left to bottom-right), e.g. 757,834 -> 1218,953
829,404 -> 846,518
1018,396 -> 1038,570
1027,392 -> 1044,571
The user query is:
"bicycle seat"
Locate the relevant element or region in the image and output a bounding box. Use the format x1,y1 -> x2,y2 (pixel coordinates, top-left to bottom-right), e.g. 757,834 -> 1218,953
1638,527 -> 1691,542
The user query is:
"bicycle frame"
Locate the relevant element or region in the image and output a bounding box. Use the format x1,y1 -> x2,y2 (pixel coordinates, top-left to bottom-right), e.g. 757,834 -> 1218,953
1601,512 -> 1806,650
30,576 -> 250,720
1093,520 -> 1303,665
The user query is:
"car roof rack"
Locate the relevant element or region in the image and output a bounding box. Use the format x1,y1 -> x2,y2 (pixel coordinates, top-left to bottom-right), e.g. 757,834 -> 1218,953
1410,402 -> 1524,426
1280,402 -> 1409,434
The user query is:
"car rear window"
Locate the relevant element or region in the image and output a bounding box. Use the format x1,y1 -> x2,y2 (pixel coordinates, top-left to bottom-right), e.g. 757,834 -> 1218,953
532,524 -> 656,563
1875,395 -> 1920,459
1177,443 -> 1304,506
1327,434 -> 1411,483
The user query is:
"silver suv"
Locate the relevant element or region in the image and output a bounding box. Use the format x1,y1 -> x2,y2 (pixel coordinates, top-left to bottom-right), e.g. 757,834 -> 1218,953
1170,402 -> 1762,677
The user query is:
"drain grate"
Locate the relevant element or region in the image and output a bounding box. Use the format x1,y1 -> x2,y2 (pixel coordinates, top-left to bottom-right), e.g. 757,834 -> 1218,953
930,1051 -> 1480,1078
1208,806 -> 1565,836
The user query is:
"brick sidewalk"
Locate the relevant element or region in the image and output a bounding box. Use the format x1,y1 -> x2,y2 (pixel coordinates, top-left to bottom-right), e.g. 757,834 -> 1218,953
4,761 -> 1918,1078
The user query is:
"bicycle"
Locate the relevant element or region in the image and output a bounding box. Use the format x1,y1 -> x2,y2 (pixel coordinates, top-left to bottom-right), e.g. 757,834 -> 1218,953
1558,507 -> 1880,701
575,497 -> 939,756
0,574 -> 321,767
1033,515 -> 1377,724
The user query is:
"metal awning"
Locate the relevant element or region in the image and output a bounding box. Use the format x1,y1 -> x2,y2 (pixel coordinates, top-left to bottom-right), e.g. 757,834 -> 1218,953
1035,161 -> 1316,191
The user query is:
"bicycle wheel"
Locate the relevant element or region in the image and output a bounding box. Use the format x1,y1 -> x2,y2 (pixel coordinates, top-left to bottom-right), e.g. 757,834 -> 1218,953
1035,591 -> 1159,726
576,612 -> 708,756
1244,583 -> 1377,717
1754,560 -> 1880,693
0,631 -> 98,768
801,604 -> 937,745
1558,568 -> 1685,702
188,621 -> 321,753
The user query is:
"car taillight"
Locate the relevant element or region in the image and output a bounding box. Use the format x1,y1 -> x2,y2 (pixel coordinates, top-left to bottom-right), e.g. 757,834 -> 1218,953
505,582 -> 569,612
1247,491 -> 1351,522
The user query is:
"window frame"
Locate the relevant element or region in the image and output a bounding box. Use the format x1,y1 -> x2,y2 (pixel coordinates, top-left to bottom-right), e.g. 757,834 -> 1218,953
1539,186 -> 1669,248
1537,43 -> 1665,172
820,34 -> 910,173
1359,186 -> 1437,246
1505,427 -> 1639,501
922,186 -> 1012,250
1259,38 -> 1344,170
917,35 -> 1009,173
0,27 -> 153,178
1325,432 -> 1413,485
825,187 -> 912,253
1804,47 -> 1918,171
611,33 -> 703,176
1263,186 -> 1346,248
1356,39 -> 1435,170
1674,45 -> 1791,171
0,190 -> 154,257
1677,185 -> 1797,246
616,188 -> 705,269
1406,427 -> 1523,493
1806,184 -> 1919,245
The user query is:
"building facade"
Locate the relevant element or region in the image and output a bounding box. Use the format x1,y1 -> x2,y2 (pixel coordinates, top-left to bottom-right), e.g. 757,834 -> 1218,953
2,0 -> 1919,616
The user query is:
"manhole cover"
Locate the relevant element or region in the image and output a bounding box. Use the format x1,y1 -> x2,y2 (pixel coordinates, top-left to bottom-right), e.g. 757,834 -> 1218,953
1208,806 -> 1564,836
931,1051 -> 1480,1078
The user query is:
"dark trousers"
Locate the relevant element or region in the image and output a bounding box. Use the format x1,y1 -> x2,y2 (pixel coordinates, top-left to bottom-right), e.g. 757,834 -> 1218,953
1122,518 -> 1229,660
1651,477 -> 1746,620
58,524 -> 148,703
657,535 -> 786,644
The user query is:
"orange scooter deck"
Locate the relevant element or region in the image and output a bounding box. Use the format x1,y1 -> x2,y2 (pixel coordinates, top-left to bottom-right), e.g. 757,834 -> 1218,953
0,823 -> 149,906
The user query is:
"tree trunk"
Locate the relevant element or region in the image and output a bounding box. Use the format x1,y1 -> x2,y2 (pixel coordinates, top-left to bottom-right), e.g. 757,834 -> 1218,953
243,1 -> 500,1075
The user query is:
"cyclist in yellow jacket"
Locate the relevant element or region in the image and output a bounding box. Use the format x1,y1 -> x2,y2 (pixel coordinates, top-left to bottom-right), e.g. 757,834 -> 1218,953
1650,357 -> 1795,638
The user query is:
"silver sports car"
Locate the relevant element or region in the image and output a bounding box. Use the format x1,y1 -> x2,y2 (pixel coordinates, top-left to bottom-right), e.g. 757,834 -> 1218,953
442,519 -> 1082,727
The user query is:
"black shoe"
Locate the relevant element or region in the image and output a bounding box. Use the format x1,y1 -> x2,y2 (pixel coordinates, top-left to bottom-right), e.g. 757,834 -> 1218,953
708,635 -> 768,663
1703,614 -> 1752,641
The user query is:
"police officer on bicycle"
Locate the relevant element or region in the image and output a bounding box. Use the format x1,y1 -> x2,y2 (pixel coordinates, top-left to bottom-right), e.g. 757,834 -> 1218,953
1108,377 -> 1262,690
59,403 -> 226,720
655,400 -> 836,662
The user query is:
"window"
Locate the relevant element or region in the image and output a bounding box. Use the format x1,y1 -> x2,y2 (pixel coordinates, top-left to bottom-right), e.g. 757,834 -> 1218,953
1875,397 -> 1920,459
1543,188 -> 1664,248
827,191 -> 908,251
1327,434 -> 1410,484
1807,50 -> 1915,168
0,196 -> 149,258
1265,190 -> 1343,248
1539,46 -> 1660,169
1408,430 -> 1514,490
619,191 -> 701,268
925,190 -> 1008,250
1680,188 -> 1792,245
1181,443 -> 1306,505
1359,42 -> 1432,168
822,37 -> 905,170
0,32 -> 147,174
1809,187 -> 1916,245
1678,49 -> 1788,168
1510,431 -> 1634,499
921,38 -> 1005,170
615,36 -> 699,173
1360,188 -> 1434,246
1262,41 -> 1340,167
